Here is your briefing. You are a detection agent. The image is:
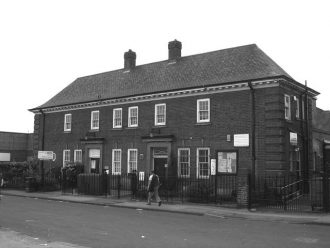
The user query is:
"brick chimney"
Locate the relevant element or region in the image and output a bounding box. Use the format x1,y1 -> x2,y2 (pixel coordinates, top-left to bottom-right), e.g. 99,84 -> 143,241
168,40 -> 182,60
124,49 -> 136,70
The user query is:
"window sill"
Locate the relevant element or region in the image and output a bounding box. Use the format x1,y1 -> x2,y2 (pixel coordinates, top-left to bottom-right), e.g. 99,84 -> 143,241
195,122 -> 211,126
126,126 -> 138,130
153,125 -> 167,128
112,127 -> 123,130
89,129 -> 99,132
63,131 -> 71,133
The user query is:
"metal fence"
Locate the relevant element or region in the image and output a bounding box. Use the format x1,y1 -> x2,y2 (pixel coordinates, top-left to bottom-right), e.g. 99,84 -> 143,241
73,173 -> 238,205
249,173 -> 330,212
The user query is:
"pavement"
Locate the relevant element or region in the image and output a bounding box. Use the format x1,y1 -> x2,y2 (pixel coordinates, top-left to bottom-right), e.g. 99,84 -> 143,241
2,189 -> 330,225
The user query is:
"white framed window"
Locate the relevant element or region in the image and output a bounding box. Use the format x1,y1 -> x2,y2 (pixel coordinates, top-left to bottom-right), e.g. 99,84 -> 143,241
127,149 -> 138,173
91,110 -> 100,130
128,106 -> 138,127
63,150 -> 70,167
113,108 -> 122,128
295,97 -> 300,119
64,114 -> 72,132
112,149 -> 122,175
74,149 -> 82,163
155,103 -> 166,126
284,95 -> 291,120
196,148 -> 210,178
197,99 -> 210,123
178,148 -> 190,177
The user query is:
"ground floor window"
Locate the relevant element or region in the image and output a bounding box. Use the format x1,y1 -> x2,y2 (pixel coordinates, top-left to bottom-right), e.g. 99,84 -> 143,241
74,149 -> 82,163
63,150 -> 70,167
128,149 -> 137,173
197,148 -> 210,178
178,148 -> 190,177
289,150 -> 301,177
112,149 -> 122,175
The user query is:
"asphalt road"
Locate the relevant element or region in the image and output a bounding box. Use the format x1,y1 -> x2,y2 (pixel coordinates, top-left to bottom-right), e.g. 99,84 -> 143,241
0,195 -> 330,248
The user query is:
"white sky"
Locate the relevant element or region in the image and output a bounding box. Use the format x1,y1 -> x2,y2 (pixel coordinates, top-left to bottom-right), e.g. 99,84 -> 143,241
1,0 -> 329,133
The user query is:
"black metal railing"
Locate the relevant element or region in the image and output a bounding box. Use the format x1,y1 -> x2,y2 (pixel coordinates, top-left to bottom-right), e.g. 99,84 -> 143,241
74,173 -> 238,204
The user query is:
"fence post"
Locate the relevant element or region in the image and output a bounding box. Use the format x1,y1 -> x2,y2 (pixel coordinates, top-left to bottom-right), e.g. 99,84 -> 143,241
117,174 -> 121,199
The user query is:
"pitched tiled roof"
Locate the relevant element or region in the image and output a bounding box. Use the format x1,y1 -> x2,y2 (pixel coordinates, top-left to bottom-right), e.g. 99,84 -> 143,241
33,44 -> 294,110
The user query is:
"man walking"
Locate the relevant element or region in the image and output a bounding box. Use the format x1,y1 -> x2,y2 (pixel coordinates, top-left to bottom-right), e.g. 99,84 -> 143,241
146,170 -> 162,206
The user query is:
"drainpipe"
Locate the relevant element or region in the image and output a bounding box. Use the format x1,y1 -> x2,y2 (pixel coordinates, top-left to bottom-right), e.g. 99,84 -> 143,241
248,82 -> 256,190
40,109 -> 45,186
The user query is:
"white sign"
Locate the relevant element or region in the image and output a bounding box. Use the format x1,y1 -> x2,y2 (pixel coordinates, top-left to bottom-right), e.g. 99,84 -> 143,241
211,159 -> 216,175
0,152 -> 10,162
38,151 -> 56,161
234,134 -> 249,147
89,149 -> 100,158
139,171 -> 145,181
290,132 -> 298,146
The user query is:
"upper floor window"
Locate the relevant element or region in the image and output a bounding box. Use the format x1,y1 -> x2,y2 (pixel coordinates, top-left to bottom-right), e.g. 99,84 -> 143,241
113,108 -> 122,128
155,103 -> 166,126
128,106 -> 138,127
178,148 -> 190,177
63,150 -> 70,167
64,114 -> 72,131
112,149 -> 122,175
284,95 -> 291,120
197,148 -> 210,178
91,111 -> 99,130
127,149 -> 138,173
295,97 -> 300,119
74,149 -> 82,163
197,99 -> 210,123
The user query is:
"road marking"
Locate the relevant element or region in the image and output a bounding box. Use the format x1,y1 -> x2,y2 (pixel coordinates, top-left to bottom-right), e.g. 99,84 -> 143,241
294,237 -> 318,244
141,235 -> 145,238
136,209 -> 143,211
205,213 -> 225,218
25,219 -> 36,222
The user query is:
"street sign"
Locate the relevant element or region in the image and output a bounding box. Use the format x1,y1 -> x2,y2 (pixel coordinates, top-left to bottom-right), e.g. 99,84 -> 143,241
38,151 -> 56,161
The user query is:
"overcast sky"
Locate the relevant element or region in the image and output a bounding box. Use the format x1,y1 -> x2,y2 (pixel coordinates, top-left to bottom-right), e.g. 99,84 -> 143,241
1,0 -> 329,133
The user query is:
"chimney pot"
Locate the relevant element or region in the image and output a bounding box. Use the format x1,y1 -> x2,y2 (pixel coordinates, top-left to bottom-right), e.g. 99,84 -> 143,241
168,40 -> 182,60
124,49 -> 136,69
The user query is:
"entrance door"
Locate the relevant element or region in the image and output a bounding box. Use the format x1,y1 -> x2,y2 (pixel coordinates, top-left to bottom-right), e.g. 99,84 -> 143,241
154,157 -> 167,185
90,158 -> 100,174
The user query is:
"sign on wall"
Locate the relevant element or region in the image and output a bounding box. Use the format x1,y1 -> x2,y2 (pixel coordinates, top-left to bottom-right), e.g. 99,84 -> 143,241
0,152 -> 10,162
234,134 -> 249,147
38,151 -> 56,161
211,159 -> 216,175
290,132 -> 298,146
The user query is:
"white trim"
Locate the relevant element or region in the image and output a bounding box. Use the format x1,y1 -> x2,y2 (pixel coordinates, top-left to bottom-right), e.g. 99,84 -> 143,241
155,103 -> 166,126
113,108 -> 122,128
197,98 -> 210,123
178,148 -> 190,178
91,110 -> 100,130
74,149 -> 82,163
64,113 -> 72,131
63,149 -> 70,167
112,149 -> 122,175
33,80 -> 281,114
127,149 -> 138,173
128,106 -> 138,127
196,148 -> 210,179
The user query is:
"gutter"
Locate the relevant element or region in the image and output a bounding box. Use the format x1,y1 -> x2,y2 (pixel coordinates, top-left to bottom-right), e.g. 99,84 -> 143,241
248,81 -> 256,189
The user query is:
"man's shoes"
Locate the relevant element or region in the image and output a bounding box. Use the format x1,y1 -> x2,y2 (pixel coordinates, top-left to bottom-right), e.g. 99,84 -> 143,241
146,203 -> 151,205
158,201 -> 162,206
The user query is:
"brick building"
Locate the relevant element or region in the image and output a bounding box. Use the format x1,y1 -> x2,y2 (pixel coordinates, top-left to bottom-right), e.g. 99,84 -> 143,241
29,40 -> 319,183
0,131 -> 33,163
